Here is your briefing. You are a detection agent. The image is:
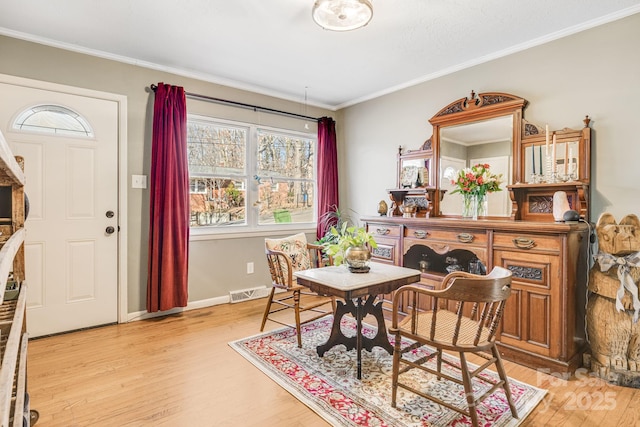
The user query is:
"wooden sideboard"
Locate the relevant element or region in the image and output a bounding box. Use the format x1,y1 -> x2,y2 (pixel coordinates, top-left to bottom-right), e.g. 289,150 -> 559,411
364,215 -> 590,373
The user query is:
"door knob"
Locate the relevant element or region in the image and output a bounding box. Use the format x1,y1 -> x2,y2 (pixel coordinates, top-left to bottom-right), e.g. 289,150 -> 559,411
106,226 -> 115,235
106,210 -> 115,218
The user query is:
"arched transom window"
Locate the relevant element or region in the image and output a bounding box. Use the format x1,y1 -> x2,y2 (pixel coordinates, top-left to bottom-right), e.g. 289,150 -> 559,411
13,104 -> 94,138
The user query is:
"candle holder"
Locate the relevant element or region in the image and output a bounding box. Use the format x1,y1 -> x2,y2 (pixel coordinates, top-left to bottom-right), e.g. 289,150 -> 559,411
530,173 -> 543,184
567,162 -> 578,181
545,155 -> 554,183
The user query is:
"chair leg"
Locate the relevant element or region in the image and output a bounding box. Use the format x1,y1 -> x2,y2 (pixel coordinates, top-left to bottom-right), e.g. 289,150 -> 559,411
458,352 -> 479,427
436,348 -> 443,380
391,333 -> 401,408
260,287 -> 277,331
293,289 -> 302,348
491,344 -> 519,418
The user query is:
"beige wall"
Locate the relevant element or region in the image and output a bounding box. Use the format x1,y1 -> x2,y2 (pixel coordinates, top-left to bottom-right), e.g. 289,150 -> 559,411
337,13 -> 640,223
0,35 -> 334,314
1,12 -> 638,315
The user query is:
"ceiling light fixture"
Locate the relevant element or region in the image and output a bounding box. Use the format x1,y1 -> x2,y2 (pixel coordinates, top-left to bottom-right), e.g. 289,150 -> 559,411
312,0 -> 373,32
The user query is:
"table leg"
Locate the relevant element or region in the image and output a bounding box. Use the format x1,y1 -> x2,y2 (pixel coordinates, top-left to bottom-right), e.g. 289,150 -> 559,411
316,294 -> 393,379
317,299 -> 356,357
361,295 -> 394,355
356,297 -> 363,379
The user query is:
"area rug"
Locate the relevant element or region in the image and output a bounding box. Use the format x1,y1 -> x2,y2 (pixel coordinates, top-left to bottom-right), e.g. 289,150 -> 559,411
230,316 -> 546,426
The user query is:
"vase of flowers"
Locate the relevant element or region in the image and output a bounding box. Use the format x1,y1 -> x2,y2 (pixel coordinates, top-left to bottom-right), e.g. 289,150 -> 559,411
462,193 -> 477,219
450,163 -> 502,220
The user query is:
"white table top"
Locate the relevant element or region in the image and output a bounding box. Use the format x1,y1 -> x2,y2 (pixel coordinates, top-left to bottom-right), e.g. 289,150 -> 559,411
293,263 -> 421,292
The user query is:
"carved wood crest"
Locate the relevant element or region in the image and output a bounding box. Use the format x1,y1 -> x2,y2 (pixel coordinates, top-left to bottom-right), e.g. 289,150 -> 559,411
433,90 -> 524,118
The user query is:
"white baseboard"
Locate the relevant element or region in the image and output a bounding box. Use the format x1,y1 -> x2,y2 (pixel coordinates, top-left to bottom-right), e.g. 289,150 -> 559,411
126,295 -> 230,322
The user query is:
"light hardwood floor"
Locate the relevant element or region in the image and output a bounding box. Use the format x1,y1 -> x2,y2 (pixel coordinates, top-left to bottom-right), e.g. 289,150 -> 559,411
28,298 -> 640,426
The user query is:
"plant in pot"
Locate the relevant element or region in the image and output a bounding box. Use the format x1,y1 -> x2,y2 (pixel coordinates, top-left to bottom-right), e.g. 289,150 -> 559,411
323,222 -> 378,273
316,205 -> 350,247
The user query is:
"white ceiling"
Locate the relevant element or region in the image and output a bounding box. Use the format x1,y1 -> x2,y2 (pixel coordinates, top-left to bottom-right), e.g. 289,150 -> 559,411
1,1 -> 639,109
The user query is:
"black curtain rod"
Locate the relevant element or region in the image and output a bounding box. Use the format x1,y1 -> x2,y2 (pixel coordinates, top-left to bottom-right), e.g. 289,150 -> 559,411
150,84 -> 320,122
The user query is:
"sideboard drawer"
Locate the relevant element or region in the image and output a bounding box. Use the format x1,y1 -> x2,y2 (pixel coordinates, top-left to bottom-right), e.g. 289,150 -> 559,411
405,226 -> 488,246
493,232 -> 560,252
368,223 -> 402,238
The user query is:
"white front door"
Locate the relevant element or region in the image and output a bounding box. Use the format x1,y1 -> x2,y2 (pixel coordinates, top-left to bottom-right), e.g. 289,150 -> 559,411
0,79 -> 121,337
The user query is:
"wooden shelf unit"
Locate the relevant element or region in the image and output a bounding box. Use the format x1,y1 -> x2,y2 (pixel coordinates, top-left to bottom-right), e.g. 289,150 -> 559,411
0,128 -> 32,427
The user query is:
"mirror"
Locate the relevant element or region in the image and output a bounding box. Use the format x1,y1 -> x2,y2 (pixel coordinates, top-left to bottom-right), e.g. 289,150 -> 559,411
398,154 -> 431,189
427,91 -> 527,218
439,116 -> 513,216
524,134 -> 580,183
390,141 -> 434,218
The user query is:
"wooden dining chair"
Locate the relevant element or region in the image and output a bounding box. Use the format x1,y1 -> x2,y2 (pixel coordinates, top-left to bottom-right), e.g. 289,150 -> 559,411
262,233 -> 336,348
389,266 -> 517,427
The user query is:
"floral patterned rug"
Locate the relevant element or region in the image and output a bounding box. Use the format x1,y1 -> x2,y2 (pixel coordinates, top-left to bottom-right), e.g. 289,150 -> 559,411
230,316 -> 546,426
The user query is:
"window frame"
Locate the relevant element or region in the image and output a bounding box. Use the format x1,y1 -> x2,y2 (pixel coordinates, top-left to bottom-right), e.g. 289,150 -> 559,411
187,114 -> 318,239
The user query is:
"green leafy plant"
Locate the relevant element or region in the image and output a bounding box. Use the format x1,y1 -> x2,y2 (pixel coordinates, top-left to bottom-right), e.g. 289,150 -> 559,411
323,222 -> 378,266
315,205 -> 350,247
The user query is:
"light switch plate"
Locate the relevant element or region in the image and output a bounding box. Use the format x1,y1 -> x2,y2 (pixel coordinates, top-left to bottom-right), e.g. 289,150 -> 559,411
132,175 -> 147,189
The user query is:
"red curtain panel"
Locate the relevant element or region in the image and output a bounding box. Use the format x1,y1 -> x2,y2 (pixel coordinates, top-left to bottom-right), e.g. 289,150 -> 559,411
147,83 -> 190,312
316,117 -> 339,240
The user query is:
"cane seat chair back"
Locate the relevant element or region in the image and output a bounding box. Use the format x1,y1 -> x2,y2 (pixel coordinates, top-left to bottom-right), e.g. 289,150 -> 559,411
389,266 -> 517,427
262,233 -> 336,348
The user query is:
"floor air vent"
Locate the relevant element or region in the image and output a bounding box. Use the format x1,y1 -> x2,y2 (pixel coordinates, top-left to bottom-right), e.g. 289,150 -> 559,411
229,286 -> 272,303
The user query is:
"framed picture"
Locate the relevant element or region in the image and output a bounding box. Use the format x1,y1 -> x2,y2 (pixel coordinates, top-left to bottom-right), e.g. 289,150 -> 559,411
400,165 -> 418,188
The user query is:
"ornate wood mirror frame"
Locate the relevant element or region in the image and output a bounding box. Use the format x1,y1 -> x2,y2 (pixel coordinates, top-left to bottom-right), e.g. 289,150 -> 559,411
430,91 -> 526,218
512,116 -> 591,221
392,91 -> 591,222
391,141 -> 434,217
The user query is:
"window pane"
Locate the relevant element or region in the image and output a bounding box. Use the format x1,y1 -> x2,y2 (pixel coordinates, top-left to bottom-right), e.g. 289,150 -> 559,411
187,115 -> 317,232
13,104 -> 94,137
257,179 -> 315,225
190,178 -> 246,227
188,121 -> 247,175
257,131 -> 314,179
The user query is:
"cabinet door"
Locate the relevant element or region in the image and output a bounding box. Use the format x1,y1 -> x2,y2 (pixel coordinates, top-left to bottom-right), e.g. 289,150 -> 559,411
370,235 -> 401,265
494,249 -> 561,358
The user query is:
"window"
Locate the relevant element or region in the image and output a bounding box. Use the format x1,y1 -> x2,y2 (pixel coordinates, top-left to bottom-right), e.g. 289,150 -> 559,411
13,104 -> 94,137
187,115 -> 316,231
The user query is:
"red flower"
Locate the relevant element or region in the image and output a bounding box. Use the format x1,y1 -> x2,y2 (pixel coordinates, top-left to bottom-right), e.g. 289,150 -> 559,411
450,164 -> 503,196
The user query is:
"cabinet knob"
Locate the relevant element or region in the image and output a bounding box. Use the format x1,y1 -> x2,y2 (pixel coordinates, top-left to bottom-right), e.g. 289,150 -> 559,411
512,237 -> 535,249
457,233 -> 474,243
413,230 -> 428,239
